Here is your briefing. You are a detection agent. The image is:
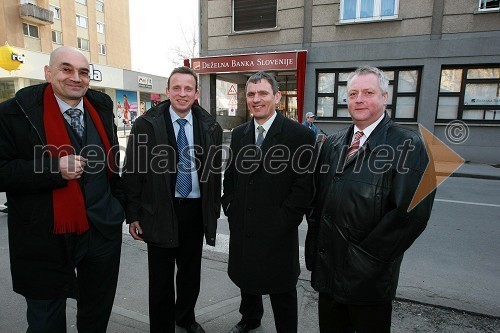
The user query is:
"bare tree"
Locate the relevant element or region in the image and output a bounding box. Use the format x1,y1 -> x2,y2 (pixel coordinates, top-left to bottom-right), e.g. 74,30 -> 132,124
168,19 -> 199,67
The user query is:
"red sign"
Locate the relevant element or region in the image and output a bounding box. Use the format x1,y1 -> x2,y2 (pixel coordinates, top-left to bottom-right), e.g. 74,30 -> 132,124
191,52 -> 298,74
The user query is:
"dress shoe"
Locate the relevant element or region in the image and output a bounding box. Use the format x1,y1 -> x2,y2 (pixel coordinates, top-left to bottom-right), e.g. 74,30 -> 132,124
185,321 -> 206,333
228,322 -> 261,333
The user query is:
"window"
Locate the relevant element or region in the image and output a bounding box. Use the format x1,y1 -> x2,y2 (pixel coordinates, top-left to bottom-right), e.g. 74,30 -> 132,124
315,67 -> 421,121
77,37 -> 89,51
97,22 -> 105,34
478,0 -> 500,11
437,66 -> 500,122
50,5 -> 61,19
341,0 -> 399,22
76,15 -> 88,28
52,30 -> 62,44
75,0 -> 87,5
22,23 -> 39,38
233,0 -> 277,32
20,0 -> 37,4
96,0 -> 104,12
98,43 -> 106,55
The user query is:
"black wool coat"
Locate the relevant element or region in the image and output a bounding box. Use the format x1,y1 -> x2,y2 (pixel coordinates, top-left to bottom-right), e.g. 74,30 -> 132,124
0,83 -> 123,299
222,111 -> 315,294
123,100 -> 222,247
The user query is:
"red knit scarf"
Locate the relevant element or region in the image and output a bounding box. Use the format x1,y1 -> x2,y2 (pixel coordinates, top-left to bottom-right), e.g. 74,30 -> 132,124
43,84 -> 114,234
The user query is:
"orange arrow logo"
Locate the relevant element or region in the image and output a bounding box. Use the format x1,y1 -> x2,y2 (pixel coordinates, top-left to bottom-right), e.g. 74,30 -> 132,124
408,124 -> 465,212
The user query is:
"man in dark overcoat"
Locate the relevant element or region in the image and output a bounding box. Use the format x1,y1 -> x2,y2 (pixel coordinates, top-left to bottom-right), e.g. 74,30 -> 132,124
222,71 -> 315,333
123,66 -> 222,333
0,46 -> 125,332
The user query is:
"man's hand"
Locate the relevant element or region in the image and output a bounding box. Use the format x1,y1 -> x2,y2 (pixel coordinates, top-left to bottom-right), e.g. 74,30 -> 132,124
129,221 -> 144,241
60,155 -> 88,180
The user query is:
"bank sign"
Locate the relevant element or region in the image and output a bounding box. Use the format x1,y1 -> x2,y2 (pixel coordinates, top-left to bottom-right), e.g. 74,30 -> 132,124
191,52 -> 297,74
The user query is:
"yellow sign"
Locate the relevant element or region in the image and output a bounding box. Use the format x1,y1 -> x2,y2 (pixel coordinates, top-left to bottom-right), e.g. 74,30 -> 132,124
0,44 -> 25,71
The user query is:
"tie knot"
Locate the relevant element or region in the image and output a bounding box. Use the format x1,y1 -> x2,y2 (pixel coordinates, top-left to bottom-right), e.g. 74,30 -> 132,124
177,118 -> 188,128
257,125 -> 265,134
66,108 -> 82,118
354,131 -> 364,141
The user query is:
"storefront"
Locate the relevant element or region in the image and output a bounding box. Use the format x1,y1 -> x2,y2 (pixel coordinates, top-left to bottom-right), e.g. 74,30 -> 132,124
186,50 -> 307,132
0,47 -> 167,127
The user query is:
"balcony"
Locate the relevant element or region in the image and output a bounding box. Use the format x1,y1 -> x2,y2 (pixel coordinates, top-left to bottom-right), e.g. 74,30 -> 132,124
19,3 -> 53,25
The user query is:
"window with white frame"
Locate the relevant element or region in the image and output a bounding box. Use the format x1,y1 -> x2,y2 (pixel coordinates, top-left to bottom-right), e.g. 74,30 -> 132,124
50,5 -> 61,19
97,22 -> 105,34
77,37 -> 89,51
98,43 -> 106,55
76,0 -> 87,5
96,0 -> 104,12
22,23 -> 39,38
437,66 -> 500,122
315,67 -> 421,121
233,0 -> 277,32
76,15 -> 88,28
341,0 -> 399,22
52,30 -> 62,44
478,0 -> 500,11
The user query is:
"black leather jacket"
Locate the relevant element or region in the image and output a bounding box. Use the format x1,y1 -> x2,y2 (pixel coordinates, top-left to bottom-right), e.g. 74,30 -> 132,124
305,115 -> 435,304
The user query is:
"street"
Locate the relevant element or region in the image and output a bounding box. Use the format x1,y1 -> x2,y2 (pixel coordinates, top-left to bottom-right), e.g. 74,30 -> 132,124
0,174 -> 499,331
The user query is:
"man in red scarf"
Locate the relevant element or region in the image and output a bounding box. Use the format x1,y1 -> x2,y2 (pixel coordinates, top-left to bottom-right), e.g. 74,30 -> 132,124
0,46 -> 125,332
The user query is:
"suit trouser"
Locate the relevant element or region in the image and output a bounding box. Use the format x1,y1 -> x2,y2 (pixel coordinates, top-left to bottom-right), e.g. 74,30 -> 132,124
318,292 -> 392,333
238,289 -> 298,333
25,226 -> 122,333
147,198 -> 203,333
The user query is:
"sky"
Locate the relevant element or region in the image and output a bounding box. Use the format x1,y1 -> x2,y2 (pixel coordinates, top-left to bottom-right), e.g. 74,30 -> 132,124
128,0 -> 199,78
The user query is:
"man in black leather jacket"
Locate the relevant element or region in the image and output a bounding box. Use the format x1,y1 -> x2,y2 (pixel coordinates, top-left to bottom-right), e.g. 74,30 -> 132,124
305,66 -> 435,333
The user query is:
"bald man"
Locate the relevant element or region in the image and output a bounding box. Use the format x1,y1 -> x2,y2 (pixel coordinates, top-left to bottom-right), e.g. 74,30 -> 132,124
0,46 -> 125,333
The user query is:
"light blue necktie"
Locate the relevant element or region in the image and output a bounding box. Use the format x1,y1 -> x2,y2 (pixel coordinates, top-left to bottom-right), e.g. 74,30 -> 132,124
256,125 -> 265,146
66,108 -> 84,138
176,118 -> 192,197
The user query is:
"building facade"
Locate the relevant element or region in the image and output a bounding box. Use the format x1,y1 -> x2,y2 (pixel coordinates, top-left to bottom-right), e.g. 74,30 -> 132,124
193,0 -> 500,163
0,0 -> 167,125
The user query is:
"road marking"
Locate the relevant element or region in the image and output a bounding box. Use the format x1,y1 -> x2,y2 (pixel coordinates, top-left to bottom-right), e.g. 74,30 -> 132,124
435,198 -> 500,208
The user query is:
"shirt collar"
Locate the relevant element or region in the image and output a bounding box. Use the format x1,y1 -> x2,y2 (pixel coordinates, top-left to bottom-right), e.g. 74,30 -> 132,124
354,112 -> 385,140
253,110 -> 277,133
54,94 -> 84,114
169,107 -> 193,125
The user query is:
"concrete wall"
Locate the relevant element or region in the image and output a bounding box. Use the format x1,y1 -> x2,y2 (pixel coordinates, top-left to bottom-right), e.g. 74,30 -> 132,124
199,0 -> 500,163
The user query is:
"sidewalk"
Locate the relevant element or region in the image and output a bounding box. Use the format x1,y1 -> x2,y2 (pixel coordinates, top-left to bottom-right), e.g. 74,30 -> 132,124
1,163 -> 500,332
105,237 -> 500,333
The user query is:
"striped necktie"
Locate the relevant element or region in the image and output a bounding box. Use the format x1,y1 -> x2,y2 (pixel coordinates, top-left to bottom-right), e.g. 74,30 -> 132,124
346,131 -> 364,161
176,118 -> 192,197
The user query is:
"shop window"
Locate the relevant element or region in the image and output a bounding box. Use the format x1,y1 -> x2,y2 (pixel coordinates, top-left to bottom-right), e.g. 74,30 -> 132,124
0,81 -> 15,103
77,37 -> 89,51
76,15 -> 88,28
52,30 -> 62,44
97,22 -> 105,34
96,0 -> 104,12
315,67 -> 420,121
437,66 -> 500,122
50,5 -> 61,19
478,0 -> 499,11
340,0 -> 399,23
22,23 -> 39,38
233,0 -> 277,32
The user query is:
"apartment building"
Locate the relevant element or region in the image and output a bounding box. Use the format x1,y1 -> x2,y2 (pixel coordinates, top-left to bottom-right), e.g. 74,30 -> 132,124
0,0 -> 166,125
191,0 -> 500,163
